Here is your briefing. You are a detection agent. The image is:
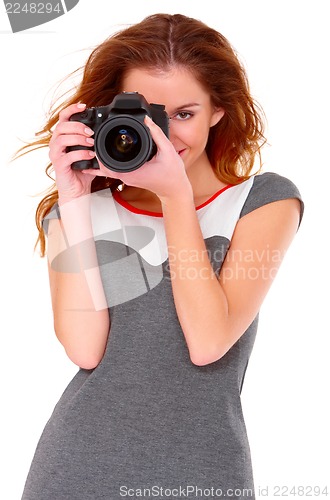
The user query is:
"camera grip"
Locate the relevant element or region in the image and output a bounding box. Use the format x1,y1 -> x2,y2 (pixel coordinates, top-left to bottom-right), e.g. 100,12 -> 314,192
66,144 -> 100,170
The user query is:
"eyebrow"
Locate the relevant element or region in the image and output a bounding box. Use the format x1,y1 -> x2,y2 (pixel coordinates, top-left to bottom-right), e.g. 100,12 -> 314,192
170,103 -> 201,113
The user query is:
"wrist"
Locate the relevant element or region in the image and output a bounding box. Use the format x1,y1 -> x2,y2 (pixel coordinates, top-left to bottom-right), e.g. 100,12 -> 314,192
58,194 -> 94,246
159,181 -> 194,209
58,191 -> 92,208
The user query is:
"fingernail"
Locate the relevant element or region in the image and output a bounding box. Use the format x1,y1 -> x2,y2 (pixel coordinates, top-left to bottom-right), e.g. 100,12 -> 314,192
77,103 -> 87,109
86,137 -> 94,145
88,151 -> 96,156
84,127 -> 94,135
144,115 -> 152,122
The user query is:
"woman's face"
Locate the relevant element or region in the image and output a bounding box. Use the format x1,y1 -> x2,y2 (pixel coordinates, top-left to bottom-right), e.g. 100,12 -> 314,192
121,67 -> 224,174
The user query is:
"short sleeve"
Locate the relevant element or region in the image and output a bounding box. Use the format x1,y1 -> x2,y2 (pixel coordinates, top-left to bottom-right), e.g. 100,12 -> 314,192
42,202 -> 61,237
239,172 -> 304,227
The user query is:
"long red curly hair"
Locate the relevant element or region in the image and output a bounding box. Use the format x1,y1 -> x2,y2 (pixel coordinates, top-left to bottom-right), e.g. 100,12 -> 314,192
17,13 -> 266,256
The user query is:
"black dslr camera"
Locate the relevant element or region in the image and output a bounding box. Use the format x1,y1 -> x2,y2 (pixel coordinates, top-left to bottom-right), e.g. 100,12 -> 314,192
68,92 -> 169,172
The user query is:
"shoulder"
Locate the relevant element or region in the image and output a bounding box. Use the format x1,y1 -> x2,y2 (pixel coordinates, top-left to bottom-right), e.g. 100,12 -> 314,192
42,201 -> 61,236
239,171 -> 304,226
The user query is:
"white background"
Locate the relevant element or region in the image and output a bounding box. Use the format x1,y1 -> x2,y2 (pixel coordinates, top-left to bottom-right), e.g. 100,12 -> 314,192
0,1 -> 329,498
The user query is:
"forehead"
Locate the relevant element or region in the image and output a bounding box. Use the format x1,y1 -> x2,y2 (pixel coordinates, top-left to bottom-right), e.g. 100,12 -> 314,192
121,67 -> 211,109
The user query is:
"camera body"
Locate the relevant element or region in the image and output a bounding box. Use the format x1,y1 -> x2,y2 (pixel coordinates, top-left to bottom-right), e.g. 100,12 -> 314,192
68,92 -> 169,172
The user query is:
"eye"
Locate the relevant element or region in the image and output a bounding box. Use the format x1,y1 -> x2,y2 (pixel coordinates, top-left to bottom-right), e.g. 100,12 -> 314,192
173,111 -> 194,121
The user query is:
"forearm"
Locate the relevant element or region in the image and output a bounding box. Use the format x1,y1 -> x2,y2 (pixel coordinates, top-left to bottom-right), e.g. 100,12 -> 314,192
161,194 -> 231,366
48,195 -> 110,369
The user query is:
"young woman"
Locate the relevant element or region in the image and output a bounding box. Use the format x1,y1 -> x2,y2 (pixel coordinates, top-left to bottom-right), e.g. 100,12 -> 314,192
21,13 -> 303,500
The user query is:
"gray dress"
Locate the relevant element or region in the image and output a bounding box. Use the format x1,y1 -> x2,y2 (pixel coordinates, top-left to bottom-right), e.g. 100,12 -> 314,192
21,172 -> 303,500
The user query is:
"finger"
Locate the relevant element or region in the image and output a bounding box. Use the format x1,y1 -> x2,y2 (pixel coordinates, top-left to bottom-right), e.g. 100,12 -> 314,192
51,121 -> 94,141
81,169 -> 104,177
48,136 -> 94,165
82,161 -> 123,180
50,134 -> 94,161
81,166 -> 114,178
52,149 -> 96,172
144,115 -> 170,152
58,103 -> 87,123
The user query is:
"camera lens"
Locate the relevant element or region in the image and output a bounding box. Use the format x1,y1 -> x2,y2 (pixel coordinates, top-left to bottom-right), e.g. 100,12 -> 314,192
95,116 -> 154,172
105,126 -> 141,162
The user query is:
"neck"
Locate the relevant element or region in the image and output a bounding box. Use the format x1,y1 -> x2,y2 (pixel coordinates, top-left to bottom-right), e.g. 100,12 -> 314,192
119,156 -> 227,209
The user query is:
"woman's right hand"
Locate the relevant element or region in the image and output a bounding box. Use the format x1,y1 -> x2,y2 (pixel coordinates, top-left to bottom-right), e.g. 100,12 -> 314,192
49,103 -> 98,205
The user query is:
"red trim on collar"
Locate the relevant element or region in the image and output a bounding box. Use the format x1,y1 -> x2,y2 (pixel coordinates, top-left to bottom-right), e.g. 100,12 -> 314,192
112,184 -> 234,217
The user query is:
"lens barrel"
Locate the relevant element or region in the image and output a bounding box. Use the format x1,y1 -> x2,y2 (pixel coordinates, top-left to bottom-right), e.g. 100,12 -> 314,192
95,115 -> 154,172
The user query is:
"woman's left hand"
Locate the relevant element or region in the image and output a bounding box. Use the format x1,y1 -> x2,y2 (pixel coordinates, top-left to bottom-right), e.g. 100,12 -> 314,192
82,115 -> 193,202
